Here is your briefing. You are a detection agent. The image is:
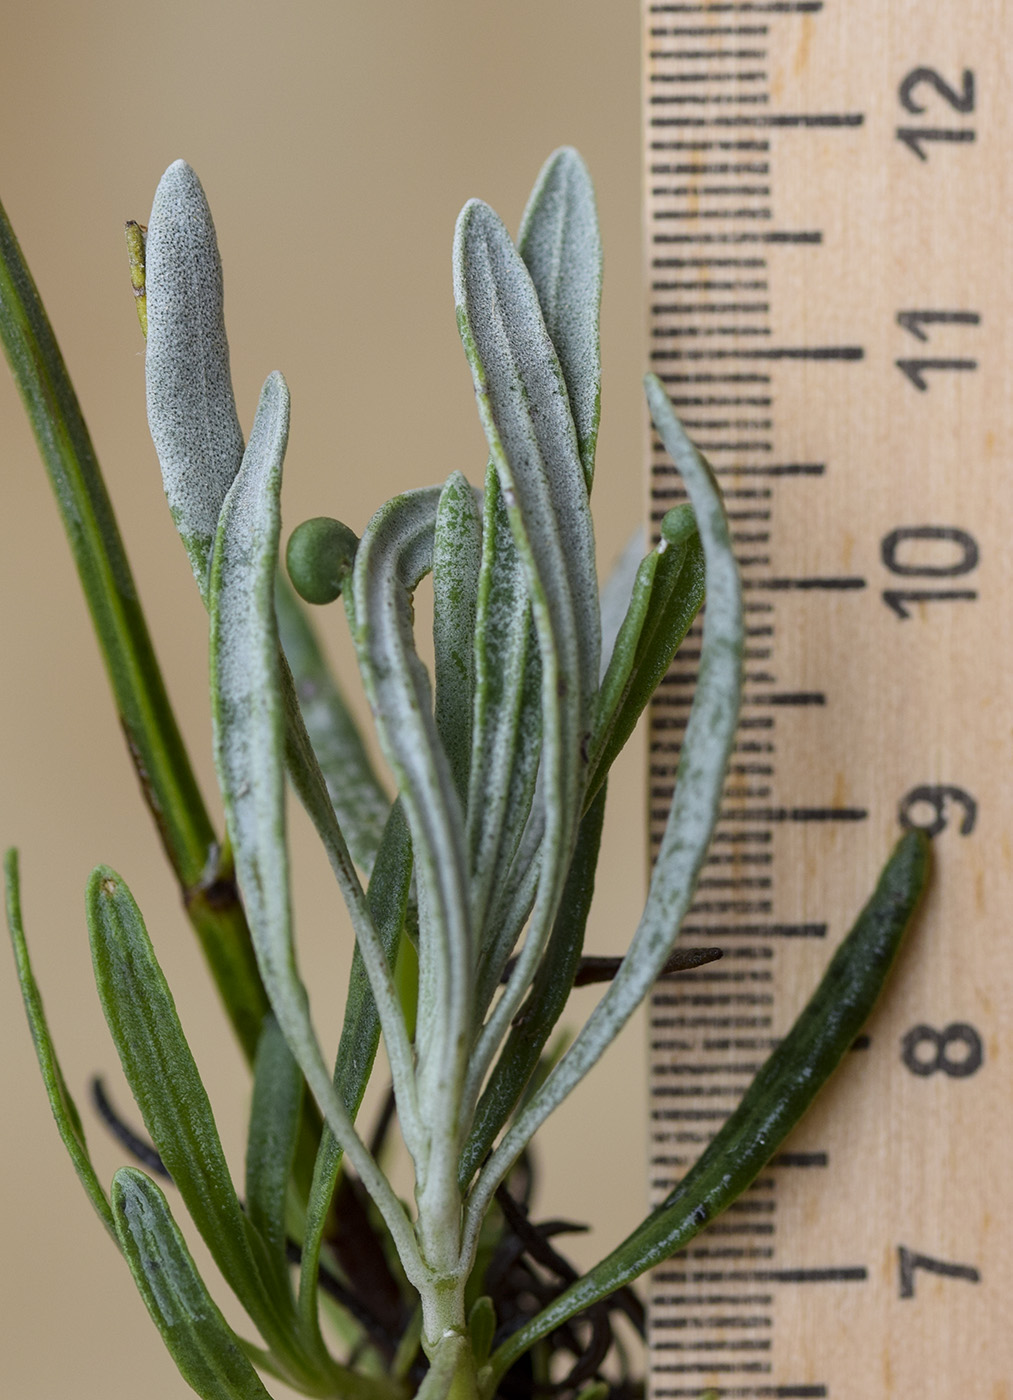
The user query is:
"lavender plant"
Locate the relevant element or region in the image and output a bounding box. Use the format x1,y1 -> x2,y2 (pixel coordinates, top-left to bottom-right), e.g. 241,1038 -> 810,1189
0,150 -> 929,1400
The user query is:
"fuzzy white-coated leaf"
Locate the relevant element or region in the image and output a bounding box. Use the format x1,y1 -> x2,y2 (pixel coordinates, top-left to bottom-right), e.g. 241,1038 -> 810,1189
348,487 -> 473,1269
598,526 -> 647,682
146,160 -> 244,598
518,147 -> 602,489
209,371 -> 423,1290
455,198 -> 599,726
464,377 -> 742,1251
433,471 -> 482,805
454,199 -> 599,1109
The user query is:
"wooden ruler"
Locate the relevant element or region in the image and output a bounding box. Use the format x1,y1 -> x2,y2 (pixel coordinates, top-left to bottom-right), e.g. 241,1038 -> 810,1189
643,3 -> 1012,1396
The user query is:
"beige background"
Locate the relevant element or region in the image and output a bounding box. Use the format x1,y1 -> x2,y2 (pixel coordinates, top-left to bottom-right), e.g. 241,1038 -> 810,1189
0,3 -> 650,1396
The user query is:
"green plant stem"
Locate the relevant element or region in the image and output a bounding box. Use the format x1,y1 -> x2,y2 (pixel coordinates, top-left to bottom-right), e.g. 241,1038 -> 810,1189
0,193 -> 269,1063
422,1330 -> 479,1400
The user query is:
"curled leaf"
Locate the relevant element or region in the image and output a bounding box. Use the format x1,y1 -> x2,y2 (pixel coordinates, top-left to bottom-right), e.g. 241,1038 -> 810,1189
209,371 -> 423,1289
348,487 -> 472,1256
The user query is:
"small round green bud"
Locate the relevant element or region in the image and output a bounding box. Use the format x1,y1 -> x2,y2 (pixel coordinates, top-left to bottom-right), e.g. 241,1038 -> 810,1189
660,502 -> 697,549
286,516 -> 359,605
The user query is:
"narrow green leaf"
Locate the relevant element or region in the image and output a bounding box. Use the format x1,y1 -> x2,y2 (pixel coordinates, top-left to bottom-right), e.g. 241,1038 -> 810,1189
517,147 -> 602,489
246,1015 -> 303,1302
459,786 -> 607,1188
467,466 -> 540,959
586,505 -> 704,807
464,376 -> 742,1250
468,1295 -> 496,1367
298,800 -> 413,1329
111,1168 -> 276,1400
145,160 -> 245,598
86,866 -> 290,1339
433,470 -> 483,805
209,372 -> 423,1289
485,830 -> 931,1384
275,574 -> 390,873
0,187 -> 268,1065
4,850 -> 114,1237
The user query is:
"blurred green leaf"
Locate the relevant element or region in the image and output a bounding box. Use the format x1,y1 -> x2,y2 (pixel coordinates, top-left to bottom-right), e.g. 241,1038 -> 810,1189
246,1015 -> 303,1303
467,1295 -> 496,1367
4,850 -> 114,1237
112,1168 -> 276,1400
597,526 -> 646,675
87,867 -> 296,1353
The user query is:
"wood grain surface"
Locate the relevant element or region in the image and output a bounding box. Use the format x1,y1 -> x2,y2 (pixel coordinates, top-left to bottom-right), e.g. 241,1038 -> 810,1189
644,3 -> 1011,1396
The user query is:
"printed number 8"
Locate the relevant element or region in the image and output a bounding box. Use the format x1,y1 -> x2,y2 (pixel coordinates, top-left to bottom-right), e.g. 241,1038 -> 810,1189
901,1022 -> 983,1077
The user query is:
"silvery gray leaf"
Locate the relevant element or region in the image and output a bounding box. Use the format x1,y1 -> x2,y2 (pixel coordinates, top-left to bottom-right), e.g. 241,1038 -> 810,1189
146,160 -> 244,599
518,147 -> 602,489
464,376 -> 742,1249
208,371 -> 422,1288
453,197 -> 601,1108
